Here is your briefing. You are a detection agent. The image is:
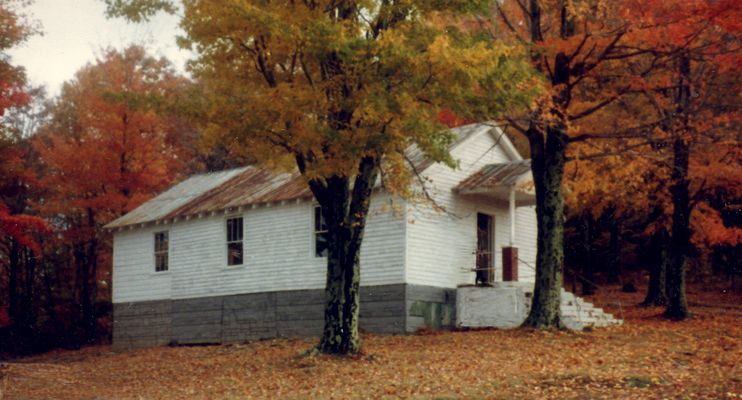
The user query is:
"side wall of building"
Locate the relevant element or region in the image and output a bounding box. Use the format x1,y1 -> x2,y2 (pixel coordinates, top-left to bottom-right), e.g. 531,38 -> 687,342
112,192 -> 406,304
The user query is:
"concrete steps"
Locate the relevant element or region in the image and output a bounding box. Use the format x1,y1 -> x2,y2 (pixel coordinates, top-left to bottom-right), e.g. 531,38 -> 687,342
560,289 -> 623,330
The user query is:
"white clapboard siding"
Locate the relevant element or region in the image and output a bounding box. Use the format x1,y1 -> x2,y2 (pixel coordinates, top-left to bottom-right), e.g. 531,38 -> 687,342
405,126 -> 538,288
515,206 -> 538,282
113,193 -> 406,303
112,226 -> 173,303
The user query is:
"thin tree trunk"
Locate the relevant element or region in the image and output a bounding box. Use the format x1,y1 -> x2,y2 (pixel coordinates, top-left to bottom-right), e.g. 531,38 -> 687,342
580,214 -> 595,296
642,230 -> 668,306
8,239 -> 19,324
664,53 -> 691,320
607,215 -> 622,284
20,248 -> 37,331
665,137 -> 691,319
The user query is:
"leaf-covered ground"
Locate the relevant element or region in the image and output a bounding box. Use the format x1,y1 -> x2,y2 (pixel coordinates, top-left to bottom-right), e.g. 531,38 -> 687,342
3,285 -> 740,399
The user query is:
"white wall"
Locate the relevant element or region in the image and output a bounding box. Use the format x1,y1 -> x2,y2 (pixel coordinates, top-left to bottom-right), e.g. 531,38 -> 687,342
112,225 -> 173,302
113,193 -> 406,303
405,127 -> 538,288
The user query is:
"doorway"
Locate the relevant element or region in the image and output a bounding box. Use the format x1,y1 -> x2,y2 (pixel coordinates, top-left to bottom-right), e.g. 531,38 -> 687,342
476,213 -> 494,285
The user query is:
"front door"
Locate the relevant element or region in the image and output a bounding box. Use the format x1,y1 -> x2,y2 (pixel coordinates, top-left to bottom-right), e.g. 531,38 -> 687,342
476,213 -> 494,285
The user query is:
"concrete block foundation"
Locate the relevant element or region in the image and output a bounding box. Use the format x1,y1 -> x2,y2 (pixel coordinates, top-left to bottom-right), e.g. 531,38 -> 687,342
113,283 -> 455,351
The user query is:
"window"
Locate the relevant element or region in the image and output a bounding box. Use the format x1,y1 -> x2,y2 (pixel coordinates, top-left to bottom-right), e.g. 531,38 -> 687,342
314,206 -> 329,258
226,217 -> 244,266
154,231 -> 169,272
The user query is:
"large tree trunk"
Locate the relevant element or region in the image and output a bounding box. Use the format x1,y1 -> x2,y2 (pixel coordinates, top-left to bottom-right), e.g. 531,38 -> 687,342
665,137 -> 691,319
642,229 -> 668,306
523,125 -> 567,329
305,156 -> 379,355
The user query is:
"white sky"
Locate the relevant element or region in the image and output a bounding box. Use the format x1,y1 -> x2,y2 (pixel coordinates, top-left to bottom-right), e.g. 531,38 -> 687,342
8,0 -> 192,96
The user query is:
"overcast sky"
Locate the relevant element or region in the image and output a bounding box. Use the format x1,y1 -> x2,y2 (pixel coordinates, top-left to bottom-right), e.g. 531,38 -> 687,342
9,0 -> 192,96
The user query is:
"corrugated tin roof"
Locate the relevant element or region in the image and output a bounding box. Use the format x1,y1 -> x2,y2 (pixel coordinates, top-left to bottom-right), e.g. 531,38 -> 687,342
455,160 -> 532,192
105,167 -> 249,229
163,167 -> 312,218
106,123 -> 526,230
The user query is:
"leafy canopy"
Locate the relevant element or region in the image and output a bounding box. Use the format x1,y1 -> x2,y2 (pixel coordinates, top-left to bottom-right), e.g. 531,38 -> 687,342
106,0 -> 538,192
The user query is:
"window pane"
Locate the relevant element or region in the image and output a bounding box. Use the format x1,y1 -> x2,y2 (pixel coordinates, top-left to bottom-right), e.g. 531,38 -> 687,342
228,242 -> 243,266
155,253 -> 168,272
315,207 -> 327,232
315,232 -> 329,258
227,217 -> 243,242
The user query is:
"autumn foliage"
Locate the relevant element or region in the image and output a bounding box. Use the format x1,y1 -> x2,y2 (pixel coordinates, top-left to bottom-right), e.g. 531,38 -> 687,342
0,0 -> 739,360
3,284 -> 740,399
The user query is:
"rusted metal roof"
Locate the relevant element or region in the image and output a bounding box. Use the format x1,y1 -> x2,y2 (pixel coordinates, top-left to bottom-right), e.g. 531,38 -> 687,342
106,123 -> 526,230
163,167 -> 312,218
455,160 -> 532,193
105,167 -> 249,229
105,166 -> 313,229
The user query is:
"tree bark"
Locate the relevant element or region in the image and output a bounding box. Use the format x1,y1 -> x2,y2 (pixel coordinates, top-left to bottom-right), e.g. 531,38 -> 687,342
520,0 -> 573,330
580,214 -> 596,296
8,239 -> 19,324
664,54 -> 691,320
19,248 -> 37,331
665,137 -> 691,319
642,229 -> 668,306
306,155 -> 379,355
607,214 -> 622,284
523,125 -> 567,329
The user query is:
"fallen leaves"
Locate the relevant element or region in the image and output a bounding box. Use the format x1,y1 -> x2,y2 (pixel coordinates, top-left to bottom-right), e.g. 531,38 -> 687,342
3,285 -> 741,399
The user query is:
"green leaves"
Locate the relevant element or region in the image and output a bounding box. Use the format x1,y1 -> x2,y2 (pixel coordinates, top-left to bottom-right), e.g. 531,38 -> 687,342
105,0 -> 538,190
103,0 -> 177,22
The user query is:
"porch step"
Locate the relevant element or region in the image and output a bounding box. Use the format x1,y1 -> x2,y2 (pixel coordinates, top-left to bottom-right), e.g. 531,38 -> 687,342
560,289 -> 623,330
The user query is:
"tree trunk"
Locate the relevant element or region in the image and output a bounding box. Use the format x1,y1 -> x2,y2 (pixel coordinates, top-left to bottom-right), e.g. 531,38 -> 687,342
665,137 -> 691,319
523,125 -> 567,329
642,229 -> 668,306
580,214 -> 595,296
77,238 -> 98,343
664,53 -> 691,320
20,248 -> 37,331
607,215 -> 622,284
307,156 -> 379,355
8,239 -> 19,324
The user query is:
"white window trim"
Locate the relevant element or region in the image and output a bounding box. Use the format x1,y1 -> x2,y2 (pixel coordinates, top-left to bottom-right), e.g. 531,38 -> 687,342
224,214 -> 245,267
313,205 -> 328,259
153,230 -> 169,273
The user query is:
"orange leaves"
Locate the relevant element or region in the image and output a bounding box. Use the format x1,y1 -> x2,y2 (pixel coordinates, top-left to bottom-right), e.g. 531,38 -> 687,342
5,283 -> 741,399
35,46 -> 194,239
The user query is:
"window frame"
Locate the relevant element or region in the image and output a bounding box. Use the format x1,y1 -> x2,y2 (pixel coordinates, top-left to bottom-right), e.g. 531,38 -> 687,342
314,206 -> 329,258
226,216 -> 244,266
153,231 -> 169,273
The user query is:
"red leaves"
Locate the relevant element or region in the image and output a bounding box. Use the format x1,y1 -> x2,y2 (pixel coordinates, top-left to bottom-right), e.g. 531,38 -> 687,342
0,201 -> 49,253
35,46 -> 194,241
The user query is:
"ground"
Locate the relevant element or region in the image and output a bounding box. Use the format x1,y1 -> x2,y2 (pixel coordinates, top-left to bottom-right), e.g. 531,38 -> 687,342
2,285 -> 740,399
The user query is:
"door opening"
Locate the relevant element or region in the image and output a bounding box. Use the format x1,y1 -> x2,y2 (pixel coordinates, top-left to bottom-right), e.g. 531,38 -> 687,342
476,213 -> 494,286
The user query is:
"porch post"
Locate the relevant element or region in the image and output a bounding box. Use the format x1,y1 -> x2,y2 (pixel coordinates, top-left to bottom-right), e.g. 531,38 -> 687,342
509,187 -> 516,246
503,187 -> 518,281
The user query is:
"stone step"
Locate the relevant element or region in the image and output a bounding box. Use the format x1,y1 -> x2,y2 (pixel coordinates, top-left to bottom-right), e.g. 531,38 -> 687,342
559,289 -> 623,331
